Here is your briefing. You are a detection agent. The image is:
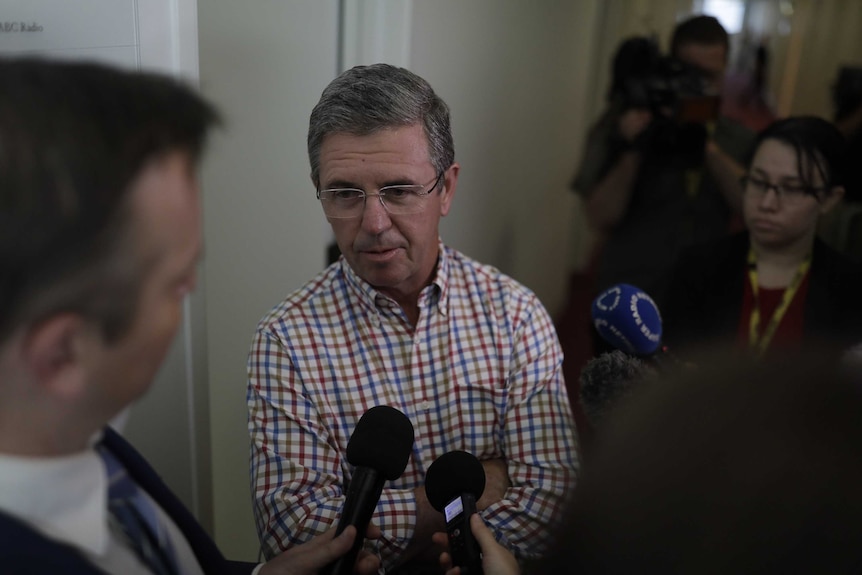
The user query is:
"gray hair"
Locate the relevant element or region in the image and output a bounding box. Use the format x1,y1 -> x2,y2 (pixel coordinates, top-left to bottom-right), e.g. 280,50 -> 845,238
307,63 -> 454,186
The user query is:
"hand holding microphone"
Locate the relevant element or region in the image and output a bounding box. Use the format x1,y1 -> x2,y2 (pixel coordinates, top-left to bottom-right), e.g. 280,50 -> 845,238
322,405 -> 415,575
425,451 -> 487,575
434,514 -> 520,575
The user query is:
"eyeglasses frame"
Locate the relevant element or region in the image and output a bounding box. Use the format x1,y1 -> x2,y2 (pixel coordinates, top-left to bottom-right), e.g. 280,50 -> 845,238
739,174 -> 826,204
316,171 -> 446,218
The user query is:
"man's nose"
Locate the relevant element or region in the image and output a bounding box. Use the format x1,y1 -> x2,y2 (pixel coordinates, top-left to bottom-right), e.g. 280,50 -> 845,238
360,193 -> 392,232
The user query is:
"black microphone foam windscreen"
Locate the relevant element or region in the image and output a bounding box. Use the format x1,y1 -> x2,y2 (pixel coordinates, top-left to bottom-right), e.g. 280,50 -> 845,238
579,350 -> 657,428
425,450 -> 486,512
346,405 -> 414,480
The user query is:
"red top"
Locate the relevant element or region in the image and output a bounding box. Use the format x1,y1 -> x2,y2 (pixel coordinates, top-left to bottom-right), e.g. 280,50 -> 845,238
737,269 -> 810,353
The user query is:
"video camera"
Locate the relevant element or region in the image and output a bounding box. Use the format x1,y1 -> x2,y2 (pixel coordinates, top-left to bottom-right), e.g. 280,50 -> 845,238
610,36 -> 721,166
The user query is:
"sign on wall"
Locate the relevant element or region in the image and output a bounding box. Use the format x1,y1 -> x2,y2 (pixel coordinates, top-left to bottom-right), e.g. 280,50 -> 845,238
0,0 -> 139,70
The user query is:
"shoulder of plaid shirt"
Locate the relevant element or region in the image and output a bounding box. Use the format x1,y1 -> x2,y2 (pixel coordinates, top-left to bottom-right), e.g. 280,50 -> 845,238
247,243 -> 581,569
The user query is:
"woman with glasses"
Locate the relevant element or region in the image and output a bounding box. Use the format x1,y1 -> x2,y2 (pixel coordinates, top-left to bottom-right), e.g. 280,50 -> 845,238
662,115 -> 862,357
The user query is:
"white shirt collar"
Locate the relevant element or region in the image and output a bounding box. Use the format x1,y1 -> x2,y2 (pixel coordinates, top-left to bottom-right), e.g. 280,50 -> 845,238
0,447 -> 110,555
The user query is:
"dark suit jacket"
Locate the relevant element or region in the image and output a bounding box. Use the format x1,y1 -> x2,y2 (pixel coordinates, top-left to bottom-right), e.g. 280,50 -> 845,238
662,232 -> 862,354
0,426 -> 258,575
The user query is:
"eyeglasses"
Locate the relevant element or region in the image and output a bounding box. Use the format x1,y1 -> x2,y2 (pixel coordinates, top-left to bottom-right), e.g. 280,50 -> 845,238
317,172 -> 445,219
740,175 -> 824,203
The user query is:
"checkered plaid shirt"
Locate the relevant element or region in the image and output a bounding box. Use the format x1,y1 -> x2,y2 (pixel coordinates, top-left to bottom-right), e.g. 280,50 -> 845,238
247,243 -> 579,568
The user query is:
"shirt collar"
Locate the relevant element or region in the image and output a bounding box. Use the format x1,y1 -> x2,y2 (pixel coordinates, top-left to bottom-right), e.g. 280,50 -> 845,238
341,239 -> 449,317
428,240 -> 449,316
0,446 -> 110,556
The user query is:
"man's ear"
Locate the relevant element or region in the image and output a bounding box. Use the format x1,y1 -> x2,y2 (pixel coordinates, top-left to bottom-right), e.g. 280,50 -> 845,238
439,162 -> 460,217
21,314 -> 91,399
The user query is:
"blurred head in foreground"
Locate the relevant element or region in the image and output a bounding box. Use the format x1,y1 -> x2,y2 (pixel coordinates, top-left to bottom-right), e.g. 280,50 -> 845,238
542,348 -> 862,574
0,57 -> 219,453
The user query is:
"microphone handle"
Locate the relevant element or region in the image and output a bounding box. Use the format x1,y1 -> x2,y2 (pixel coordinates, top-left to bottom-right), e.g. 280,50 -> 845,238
322,466 -> 385,575
447,493 -> 483,575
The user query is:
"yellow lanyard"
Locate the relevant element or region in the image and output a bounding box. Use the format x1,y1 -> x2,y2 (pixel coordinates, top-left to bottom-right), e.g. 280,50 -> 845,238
746,247 -> 811,356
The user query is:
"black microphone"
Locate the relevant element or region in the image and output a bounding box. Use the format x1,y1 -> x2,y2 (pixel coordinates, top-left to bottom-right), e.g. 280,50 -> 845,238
322,405 -> 415,575
579,350 -> 657,428
425,450 -> 486,575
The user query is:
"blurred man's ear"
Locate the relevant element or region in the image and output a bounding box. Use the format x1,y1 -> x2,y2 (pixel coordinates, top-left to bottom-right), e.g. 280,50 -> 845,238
22,314 -> 90,399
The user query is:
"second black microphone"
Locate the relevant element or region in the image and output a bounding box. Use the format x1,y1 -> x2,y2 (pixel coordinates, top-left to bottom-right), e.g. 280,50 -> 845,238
425,450 -> 486,575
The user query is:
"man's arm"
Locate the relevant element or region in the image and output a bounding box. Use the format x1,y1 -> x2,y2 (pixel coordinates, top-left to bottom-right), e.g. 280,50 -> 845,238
477,458 -> 510,511
392,458 -> 511,568
385,484 -> 447,567
578,108 -> 650,232
249,328 -> 374,559
583,150 -> 643,232
248,328 -> 420,568
480,296 -> 580,562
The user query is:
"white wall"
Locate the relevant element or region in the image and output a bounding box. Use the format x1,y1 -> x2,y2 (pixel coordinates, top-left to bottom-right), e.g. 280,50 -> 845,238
197,0 -> 339,560
410,0 -> 601,314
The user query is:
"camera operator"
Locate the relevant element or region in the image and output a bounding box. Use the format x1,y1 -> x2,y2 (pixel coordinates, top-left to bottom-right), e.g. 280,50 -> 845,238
572,15 -> 755,310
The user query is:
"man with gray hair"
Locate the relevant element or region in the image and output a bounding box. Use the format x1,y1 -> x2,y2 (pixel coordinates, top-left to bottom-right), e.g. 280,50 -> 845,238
248,64 -> 579,572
